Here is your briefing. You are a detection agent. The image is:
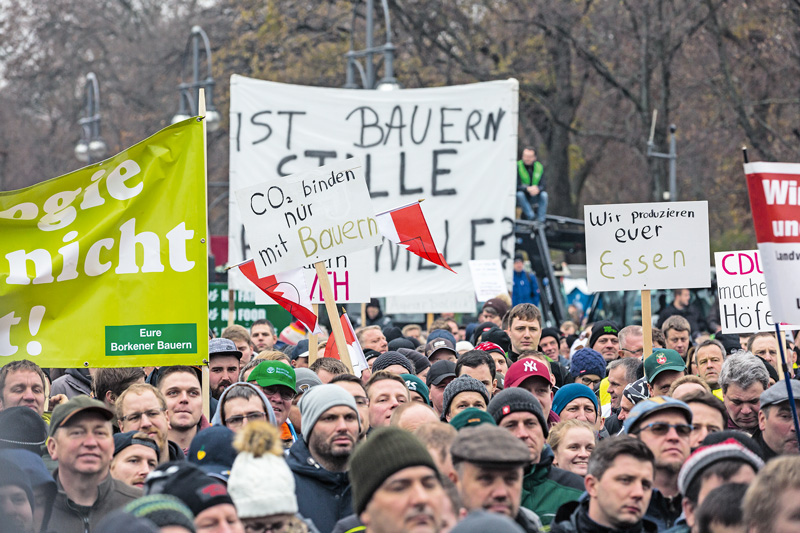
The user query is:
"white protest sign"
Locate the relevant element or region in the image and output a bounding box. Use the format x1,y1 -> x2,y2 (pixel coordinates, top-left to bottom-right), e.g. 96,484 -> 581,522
305,252 -> 370,304
228,76 -> 519,302
252,252 -> 372,306
584,201 -> 710,292
715,250 -> 800,333
468,259 -> 510,301
235,159 -> 381,277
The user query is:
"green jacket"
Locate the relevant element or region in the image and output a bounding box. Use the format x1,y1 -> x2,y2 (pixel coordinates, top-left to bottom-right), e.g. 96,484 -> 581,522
518,159 -> 544,187
521,445 -> 585,529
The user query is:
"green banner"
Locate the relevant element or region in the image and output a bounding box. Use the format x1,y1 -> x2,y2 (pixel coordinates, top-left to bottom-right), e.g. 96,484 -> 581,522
0,119 -> 208,367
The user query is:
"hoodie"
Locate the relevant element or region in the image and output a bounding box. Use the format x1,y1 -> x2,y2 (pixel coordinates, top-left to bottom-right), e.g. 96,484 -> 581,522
0,449 -> 57,532
50,368 -> 92,399
286,438 -> 352,533
210,381 -> 277,427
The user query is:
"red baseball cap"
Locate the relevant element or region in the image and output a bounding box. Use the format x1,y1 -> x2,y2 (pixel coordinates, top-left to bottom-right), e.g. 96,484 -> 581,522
504,358 -> 552,388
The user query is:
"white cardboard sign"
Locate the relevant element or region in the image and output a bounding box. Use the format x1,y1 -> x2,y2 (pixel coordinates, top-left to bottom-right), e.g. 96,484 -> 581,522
584,201 -> 711,292
235,159 -> 381,277
228,76 -> 519,301
715,250 -> 799,333
468,259 -> 510,301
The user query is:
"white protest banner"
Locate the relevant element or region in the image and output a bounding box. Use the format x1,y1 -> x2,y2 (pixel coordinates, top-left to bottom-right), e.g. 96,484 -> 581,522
584,201 -> 710,292
715,250 -> 800,333
228,76 -> 518,301
385,292 -> 477,314
468,259 -> 510,301
745,162 -> 800,324
235,158 -> 381,277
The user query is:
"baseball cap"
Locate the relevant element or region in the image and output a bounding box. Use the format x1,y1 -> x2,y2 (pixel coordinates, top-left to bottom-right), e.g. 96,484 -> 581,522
449,407 -> 496,431
401,374 -> 430,405
425,338 -> 457,360
113,431 -> 160,457
760,380 -> 800,409
247,361 -> 297,392
426,360 -> 457,387
504,358 -> 552,389
291,340 -> 310,361
188,426 -> 237,482
644,349 -> 686,383
623,396 -> 693,434
209,338 -> 242,360
49,395 -> 114,438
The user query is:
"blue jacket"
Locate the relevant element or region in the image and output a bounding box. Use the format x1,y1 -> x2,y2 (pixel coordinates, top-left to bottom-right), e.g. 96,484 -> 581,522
287,438 -> 352,533
513,270 -> 540,307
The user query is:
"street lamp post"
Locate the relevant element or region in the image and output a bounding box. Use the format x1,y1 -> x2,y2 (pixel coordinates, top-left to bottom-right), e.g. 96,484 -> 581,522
647,111 -> 677,202
171,26 -> 221,131
345,0 -> 401,90
75,73 -> 107,164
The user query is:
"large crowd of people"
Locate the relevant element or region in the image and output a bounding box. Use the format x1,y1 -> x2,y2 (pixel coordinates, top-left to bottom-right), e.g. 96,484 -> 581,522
2,291 -> 800,533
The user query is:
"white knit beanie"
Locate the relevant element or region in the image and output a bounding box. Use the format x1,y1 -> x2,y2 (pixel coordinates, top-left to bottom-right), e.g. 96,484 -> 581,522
227,422 -> 298,518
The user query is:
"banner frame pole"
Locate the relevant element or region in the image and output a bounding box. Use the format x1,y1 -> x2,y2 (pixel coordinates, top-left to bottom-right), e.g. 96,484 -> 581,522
314,262 -> 353,372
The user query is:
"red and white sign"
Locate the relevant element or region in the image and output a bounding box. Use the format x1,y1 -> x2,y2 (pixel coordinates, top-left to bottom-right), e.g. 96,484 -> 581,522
745,162 -> 800,324
238,260 -> 321,334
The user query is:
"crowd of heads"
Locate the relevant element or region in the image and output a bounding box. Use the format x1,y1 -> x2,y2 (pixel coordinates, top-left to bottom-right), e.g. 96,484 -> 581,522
3,291 -> 800,533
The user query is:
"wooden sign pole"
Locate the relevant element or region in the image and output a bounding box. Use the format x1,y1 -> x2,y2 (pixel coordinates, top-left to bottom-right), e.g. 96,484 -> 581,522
309,304 -> 319,365
641,289 -> 653,360
314,263 -> 353,372
427,313 -> 434,332
361,302 -> 367,329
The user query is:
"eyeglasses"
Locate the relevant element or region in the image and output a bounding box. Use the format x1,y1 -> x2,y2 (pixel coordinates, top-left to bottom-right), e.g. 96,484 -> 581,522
244,520 -> 287,533
353,396 -> 369,407
580,376 -> 602,387
120,408 -> 166,424
262,385 -> 296,401
225,412 -> 267,427
635,422 -> 693,438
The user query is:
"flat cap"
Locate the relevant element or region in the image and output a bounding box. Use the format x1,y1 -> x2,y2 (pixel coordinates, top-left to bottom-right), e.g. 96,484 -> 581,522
760,380 -> 800,409
450,424 -> 530,467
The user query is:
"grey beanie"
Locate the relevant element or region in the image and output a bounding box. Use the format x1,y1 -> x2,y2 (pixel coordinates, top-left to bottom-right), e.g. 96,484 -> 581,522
487,388 -> 549,438
441,375 -> 490,421
371,351 -> 415,374
298,384 -> 360,443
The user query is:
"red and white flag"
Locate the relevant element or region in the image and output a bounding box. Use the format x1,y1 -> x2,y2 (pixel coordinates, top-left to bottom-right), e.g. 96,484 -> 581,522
375,201 -> 456,273
238,260 -> 321,334
323,311 -> 369,377
745,162 -> 800,325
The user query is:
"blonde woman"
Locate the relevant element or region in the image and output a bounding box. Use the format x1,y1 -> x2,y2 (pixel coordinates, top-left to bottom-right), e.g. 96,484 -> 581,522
548,419 -> 597,477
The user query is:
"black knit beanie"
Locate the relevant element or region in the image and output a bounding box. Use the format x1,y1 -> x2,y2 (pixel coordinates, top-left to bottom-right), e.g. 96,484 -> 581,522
371,351 -> 414,374
487,388 -> 549,438
348,427 -> 439,514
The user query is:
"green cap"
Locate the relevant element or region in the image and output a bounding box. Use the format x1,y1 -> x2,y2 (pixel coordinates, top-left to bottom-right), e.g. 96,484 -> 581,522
401,374 -> 430,405
49,395 -> 114,438
247,360 -> 296,392
644,348 -> 686,383
449,407 -> 497,431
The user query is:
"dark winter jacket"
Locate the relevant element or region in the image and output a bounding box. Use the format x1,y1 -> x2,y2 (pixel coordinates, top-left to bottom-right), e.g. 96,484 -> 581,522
643,488 -> 682,531
550,499 -> 658,533
751,427 -> 779,462
521,445 -> 586,527
50,369 -> 92,399
50,470 -> 141,533
287,438 -> 352,533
